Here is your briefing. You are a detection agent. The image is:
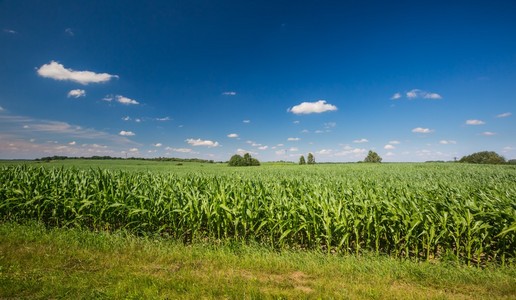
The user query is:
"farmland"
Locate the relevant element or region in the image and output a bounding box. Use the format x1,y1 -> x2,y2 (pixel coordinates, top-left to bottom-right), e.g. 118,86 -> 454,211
1,161 -> 515,266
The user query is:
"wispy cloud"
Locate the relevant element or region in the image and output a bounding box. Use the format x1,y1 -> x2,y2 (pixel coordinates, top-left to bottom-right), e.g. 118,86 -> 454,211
37,61 -> 118,85
465,119 -> 485,125
389,140 -> 400,144
186,138 -> 220,147
116,95 -> 139,105
439,140 -> 457,144
65,28 -> 74,36
412,127 -> 434,133
3,29 -> 17,34
258,145 -> 268,150
166,147 -> 196,153
222,91 -> 236,96
287,137 -> 300,141
227,133 -> 239,138
390,93 -> 402,100
394,89 -> 442,100
67,89 -> 86,98
496,112 -> 512,118
384,144 -> 395,150
155,117 -> 171,121
243,120 -> 251,124
153,143 -> 162,147
119,130 -> 135,136
288,100 -> 337,114
353,138 -> 368,143
0,106 -> 5,112
481,131 -> 496,136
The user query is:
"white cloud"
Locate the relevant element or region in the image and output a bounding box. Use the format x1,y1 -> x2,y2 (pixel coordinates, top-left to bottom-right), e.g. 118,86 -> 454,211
289,147 -> 299,152
439,140 -> 457,145
334,147 -> 367,157
465,119 -> 485,125
384,144 -> 395,150
243,120 -> 251,123
67,89 -> 86,98
37,61 -> 118,85
287,137 -> 300,141
116,95 -> 139,105
65,28 -> 74,36
166,147 -> 194,153
405,89 -> 442,100
423,93 -> 442,99
389,140 -> 400,144
258,145 -> 268,150
129,148 -> 138,152
222,91 -> 236,96
293,120 -> 300,124
412,127 -> 433,133
277,143 -> 284,147
391,93 -> 402,100
316,149 -> 333,155
288,100 -> 337,114
227,133 -> 239,138
155,117 -> 171,121
496,112 -> 512,118
301,129 -> 309,133
3,29 -> 17,34
69,141 -> 76,145
385,152 -> 395,156
481,131 -> 496,136
236,148 -> 257,155
324,122 -> 336,128
275,150 -> 286,155
122,116 -> 131,121
314,130 -> 324,134
153,143 -> 162,147
135,118 -> 141,123
186,138 -> 220,147
119,130 -> 135,136
353,138 -> 368,143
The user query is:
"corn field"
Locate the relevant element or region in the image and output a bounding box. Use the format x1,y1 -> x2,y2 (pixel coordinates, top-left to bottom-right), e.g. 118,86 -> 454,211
1,163 -> 515,265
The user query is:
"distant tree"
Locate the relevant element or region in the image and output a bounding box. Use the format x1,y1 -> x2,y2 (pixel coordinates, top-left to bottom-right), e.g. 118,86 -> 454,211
307,153 -> 315,164
459,151 -> 505,164
364,150 -> 382,163
228,153 -> 260,166
299,155 -> 306,165
508,159 -> 516,165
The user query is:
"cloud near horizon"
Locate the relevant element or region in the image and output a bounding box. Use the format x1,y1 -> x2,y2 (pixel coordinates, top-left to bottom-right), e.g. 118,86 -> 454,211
288,100 -> 337,114
37,61 -> 118,85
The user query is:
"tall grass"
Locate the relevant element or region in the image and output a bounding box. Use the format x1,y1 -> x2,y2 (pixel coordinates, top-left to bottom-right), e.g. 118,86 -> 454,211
1,163 -> 515,265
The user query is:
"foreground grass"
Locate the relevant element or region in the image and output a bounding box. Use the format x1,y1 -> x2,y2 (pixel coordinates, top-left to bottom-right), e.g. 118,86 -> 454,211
1,222 -> 515,299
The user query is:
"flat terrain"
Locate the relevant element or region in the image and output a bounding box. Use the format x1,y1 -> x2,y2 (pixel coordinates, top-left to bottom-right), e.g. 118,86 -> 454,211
1,160 -> 515,299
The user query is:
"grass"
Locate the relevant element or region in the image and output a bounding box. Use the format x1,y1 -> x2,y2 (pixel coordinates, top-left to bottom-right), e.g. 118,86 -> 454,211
1,221 -> 515,299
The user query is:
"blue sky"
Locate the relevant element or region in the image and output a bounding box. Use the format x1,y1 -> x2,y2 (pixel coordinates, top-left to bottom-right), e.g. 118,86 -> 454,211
1,0 -> 515,162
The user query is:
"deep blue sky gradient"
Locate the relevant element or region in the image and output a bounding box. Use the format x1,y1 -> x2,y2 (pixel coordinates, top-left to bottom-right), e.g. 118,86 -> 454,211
1,0 -> 515,161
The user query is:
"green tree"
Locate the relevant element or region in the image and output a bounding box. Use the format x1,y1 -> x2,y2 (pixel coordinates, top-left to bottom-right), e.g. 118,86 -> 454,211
307,153 -> 315,164
459,151 -> 505,164
299,155 -> 306,165
364,150 -> 382,163
228,153 -> 260,166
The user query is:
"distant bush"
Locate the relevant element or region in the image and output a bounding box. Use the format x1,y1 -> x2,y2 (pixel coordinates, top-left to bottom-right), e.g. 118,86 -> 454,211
459,151 -> 506,164
228,153 -> 260,166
